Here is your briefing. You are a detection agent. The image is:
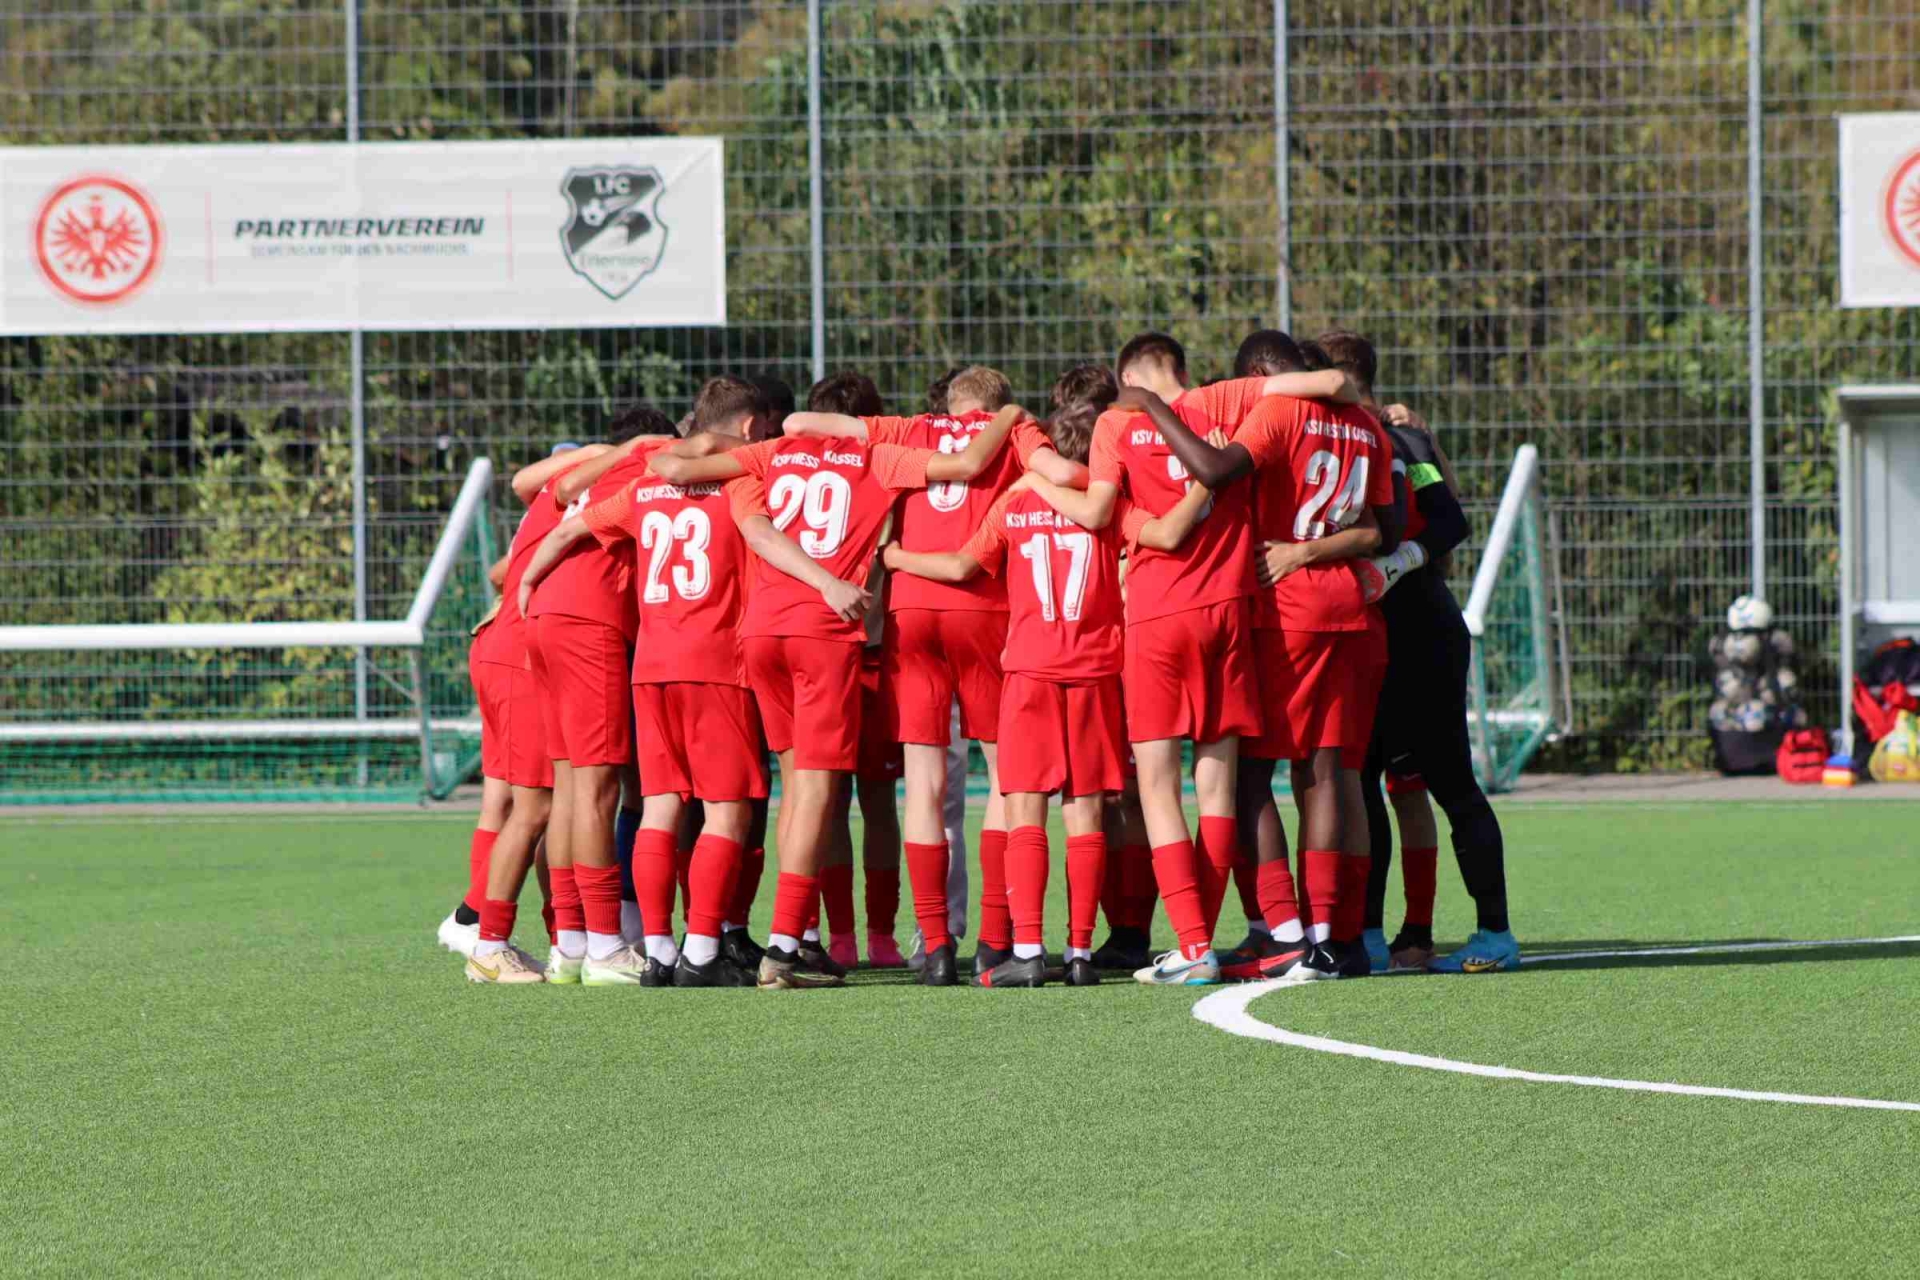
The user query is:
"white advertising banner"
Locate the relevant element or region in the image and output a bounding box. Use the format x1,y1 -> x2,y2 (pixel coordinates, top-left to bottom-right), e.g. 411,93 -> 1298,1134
0,138 -> 725,334
1840,113 -> 1920,309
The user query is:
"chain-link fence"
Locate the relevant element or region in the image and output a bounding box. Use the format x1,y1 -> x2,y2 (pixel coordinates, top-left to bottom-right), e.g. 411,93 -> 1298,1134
2,1 -> 1918,768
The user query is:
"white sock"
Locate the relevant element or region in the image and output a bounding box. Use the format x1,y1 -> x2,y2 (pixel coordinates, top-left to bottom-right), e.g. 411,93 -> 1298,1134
803,927 -> 821,943
557,929 -> 588,958
1272,918 -> 1306,944
1247,919 -> 1272,937
1013,942 -> 1044,960
1306,922 -> 1331,944
684,933 -> 720,966
769,932 -> 801,955
586,931 -> 624,961
474,939 -> 506,958
1066,946 -> 1093,962
620,901 -> 644,941
644,935 -> 680,966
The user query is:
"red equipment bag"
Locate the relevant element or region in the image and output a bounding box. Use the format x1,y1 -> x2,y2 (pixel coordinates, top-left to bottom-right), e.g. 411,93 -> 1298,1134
1776,728 -> 1830,784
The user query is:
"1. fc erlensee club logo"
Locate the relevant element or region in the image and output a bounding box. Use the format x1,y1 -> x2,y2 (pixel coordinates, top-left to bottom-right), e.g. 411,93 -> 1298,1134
559,166 -> 670,301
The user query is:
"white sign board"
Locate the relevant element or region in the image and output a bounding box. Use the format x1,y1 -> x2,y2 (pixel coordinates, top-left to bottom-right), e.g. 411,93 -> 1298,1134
1840,113 -> 1920,309
0,139 -> 725,334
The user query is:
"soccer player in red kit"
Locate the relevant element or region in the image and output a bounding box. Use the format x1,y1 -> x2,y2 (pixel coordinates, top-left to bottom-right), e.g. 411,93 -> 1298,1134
519,404 -> 679,984
648,411 -> 1019,988
1061,335 -> 1358,984
882,401 -> 1212,987
460,443 -> 608,982
1144,333 -> 1400,981
783,367 -> 1087,979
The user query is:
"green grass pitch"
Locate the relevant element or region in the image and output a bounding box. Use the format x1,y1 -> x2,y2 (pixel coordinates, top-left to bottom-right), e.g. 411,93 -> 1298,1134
4,799 -> 1917,1276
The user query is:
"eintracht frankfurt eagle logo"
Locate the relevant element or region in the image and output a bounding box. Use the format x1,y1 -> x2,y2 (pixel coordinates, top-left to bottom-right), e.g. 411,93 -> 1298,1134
34,174 -> 163,306
559,166 -> 669,301
1885,147 -> 1920,271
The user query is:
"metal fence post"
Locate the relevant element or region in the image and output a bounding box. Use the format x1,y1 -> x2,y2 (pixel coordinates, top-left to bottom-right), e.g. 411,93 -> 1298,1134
1272,0 -> 1291,331
346,1 -> 369,783
806,0 -> 827,384
1746,0 -> 1766,599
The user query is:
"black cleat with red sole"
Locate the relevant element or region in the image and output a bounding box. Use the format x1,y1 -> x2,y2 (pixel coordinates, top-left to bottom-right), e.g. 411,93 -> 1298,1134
976,953 -> 1048,988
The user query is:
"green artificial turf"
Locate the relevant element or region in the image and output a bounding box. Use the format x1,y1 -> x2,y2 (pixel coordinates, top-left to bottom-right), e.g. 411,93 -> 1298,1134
3,800 -> 1917,1277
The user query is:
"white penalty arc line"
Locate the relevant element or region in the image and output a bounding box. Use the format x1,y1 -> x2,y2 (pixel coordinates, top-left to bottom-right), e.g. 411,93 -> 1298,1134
1192,935 -> 1920,1113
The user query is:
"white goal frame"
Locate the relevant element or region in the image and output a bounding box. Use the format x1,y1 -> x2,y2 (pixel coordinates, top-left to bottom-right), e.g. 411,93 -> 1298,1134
0,457 -> 496,796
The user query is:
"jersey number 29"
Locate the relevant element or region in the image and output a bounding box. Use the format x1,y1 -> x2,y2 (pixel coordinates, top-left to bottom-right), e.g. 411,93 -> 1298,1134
769,471 -> 852,558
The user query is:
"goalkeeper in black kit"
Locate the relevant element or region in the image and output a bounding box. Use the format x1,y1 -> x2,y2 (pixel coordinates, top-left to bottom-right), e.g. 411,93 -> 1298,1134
1302,339 -> 1517,974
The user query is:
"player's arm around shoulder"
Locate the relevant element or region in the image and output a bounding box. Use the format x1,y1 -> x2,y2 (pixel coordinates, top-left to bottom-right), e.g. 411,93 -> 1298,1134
1014,469 -> 1113,532
512,443 -> 609,506
783,411 -> 871,441
1131,480 -> 1212,552
927,404 -> 1024,481
1118,386 -> 1251,490
649,436 -> 762,486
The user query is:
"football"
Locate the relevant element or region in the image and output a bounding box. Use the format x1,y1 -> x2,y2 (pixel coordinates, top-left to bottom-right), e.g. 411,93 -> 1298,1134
1727,595 -> 1773,632
1715,669 -> 1752,701
1732,698 -> 1772,732
1768,628 -> 1795,659
1723,631 -> 1764,666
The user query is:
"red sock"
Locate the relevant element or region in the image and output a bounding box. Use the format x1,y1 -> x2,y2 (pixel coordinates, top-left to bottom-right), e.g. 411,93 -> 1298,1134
634,828 -> 678,939
1151,840 -> 1211,958
771,871 -> 819,943
1196,815 -> 1238,934
675,837 -> 695,931
1256,859 -> 1301,932
549,863 -> 584,934
464,829 -> 498,913
1300,849 -> 1341,942
865,866 -> 901,937
479,897 -> 518,943
1065,833 -> 1107,950
904,842 -> 952,952
1334,853 -> 1370,943
1005,825 -> 1050,948
727,846 -> 765,926
1402,846 -> 1439,928
1118,843 -> 1157,930
573,862 -> 623,938
686,834 -> 743,938
820,862 -> 856,939
1233,855 -> 1262,925
978,829 -> 1012,949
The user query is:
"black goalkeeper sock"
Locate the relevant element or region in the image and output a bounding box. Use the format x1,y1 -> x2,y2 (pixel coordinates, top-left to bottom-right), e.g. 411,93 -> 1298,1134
453,903 -> 481,927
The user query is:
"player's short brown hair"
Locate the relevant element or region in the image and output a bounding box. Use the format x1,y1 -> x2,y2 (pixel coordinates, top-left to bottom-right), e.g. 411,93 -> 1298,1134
1045,401 -> 1100,465
924,367 -> 964,414
1115,332 -> 1186,382
1232,329 -> 1305,378
1049,363 -> 1117,414
690,375 -> 763,434
807,370 -> 884,417
607,403 -> 677,443
745,372 -> 795,441
945,366 -> 1012,414
1297,340 -> 1333,372
1315,330 -> 1378,391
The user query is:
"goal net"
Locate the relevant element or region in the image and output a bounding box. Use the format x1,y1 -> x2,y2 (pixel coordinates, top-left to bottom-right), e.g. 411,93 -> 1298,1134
1461,445 -> 1565,792
0,460 -> 499,805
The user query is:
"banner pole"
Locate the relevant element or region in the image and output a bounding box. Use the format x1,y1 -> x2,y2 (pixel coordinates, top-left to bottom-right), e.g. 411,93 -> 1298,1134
1273,0 -> 1291,330
1746,0 -> 1766,599
346,0 -> 369,731
806,0 -> 826,384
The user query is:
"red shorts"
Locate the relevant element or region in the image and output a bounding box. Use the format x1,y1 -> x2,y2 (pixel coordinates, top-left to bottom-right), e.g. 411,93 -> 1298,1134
1243,620 -> 1388,762
997,673 -> 1127,798
883,609 -> 1007,745
857,647 -> 903,781
632,682 -> 770,803
1121,598 -> 1261,745
471,656 -> 554,789
526,613 -> 633,768
745,635 -> 862,772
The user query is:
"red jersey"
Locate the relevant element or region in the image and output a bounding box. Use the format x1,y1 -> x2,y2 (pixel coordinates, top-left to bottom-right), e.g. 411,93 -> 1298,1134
582,470 -> 760,688
1233,398 -> 1395,632
730,436 -> 936,644
526,445 -> 665,640
1090,395 -> 1254,625
471,468 -> 580,669
862,411 -> 1052,614
961,489 -> 1132,682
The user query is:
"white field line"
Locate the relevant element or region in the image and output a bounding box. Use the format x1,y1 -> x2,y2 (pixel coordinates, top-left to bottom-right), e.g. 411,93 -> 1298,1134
1192,935 -> 1920,1113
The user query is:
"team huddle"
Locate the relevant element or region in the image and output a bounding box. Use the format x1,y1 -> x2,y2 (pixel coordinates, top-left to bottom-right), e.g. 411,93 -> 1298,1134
436,327 -> 1518,989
